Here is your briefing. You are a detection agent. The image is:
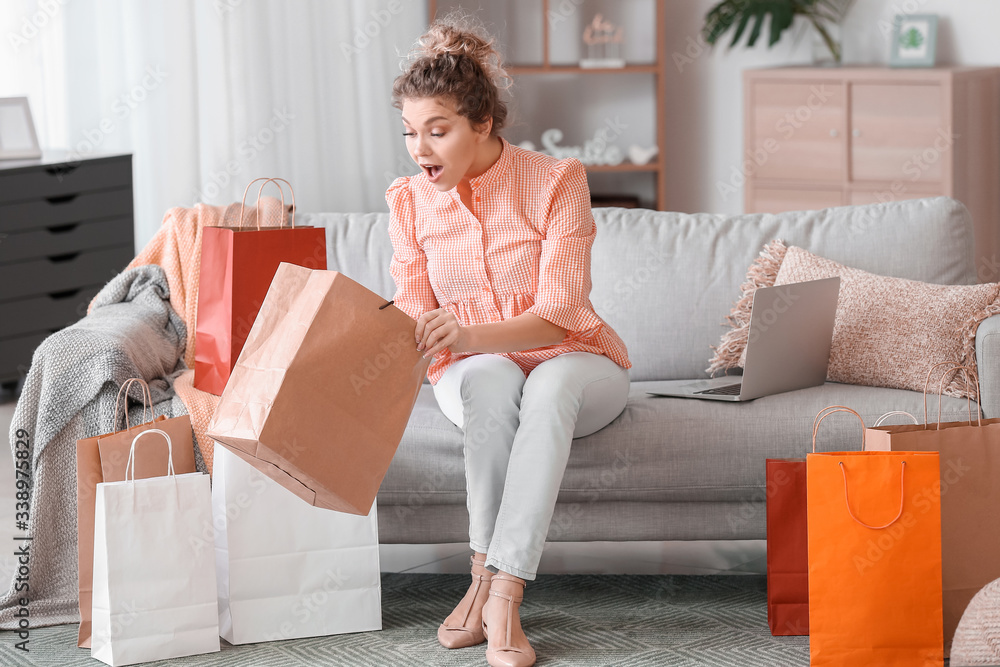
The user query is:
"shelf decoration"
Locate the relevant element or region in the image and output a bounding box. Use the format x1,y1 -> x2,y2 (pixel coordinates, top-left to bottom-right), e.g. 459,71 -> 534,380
539,128 -> 624,166
888,14 -> 937,68
627,144 -> 658,166
581,14 -> 625,69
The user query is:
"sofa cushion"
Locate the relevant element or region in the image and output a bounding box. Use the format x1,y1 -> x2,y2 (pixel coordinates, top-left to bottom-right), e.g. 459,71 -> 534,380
378,381 -> 979,510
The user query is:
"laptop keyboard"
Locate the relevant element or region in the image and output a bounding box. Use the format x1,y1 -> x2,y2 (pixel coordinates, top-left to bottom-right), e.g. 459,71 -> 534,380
695,383 -> 742,396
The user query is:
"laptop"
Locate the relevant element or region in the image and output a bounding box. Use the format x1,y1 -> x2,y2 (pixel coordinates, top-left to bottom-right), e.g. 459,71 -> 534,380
647,276 -> 840,402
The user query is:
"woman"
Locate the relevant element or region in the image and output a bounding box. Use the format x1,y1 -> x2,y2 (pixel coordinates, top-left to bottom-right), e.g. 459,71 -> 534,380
387,18 -> 631,667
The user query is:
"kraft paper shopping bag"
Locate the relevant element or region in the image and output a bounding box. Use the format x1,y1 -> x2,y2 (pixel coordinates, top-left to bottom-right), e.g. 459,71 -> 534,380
75,378 -> 196,648
866,363 -> 1000,654
207,262 -> 430,515
194,178 -> 327,395
212,446 -> 381,644
91,429 -> 219,666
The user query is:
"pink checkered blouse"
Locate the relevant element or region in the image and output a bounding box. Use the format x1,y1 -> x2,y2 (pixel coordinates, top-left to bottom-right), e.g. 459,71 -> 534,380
386,138 -> 631,385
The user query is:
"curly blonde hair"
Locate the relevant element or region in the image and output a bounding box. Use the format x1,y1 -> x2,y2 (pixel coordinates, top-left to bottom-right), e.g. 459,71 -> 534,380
392,14 -> 511,135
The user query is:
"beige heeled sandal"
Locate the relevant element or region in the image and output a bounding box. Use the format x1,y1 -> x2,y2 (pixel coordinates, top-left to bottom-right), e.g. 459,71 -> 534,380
482,572 -> 536,667
437,555 -> 493,649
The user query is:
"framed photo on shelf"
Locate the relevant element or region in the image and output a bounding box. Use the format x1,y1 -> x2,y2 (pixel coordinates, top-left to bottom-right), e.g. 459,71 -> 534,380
889,14 -> 938,68
0,97 -> 42,160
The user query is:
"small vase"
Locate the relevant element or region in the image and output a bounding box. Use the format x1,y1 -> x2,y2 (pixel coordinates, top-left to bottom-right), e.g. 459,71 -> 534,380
810,20 -> 842,66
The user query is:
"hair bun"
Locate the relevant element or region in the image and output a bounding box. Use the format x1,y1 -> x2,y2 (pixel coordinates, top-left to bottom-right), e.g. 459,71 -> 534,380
413,14 -> 510,91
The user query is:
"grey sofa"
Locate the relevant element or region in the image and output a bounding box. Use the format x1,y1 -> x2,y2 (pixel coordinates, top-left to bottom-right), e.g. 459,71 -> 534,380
13,195 -> 993,631
306,196 -> 993,546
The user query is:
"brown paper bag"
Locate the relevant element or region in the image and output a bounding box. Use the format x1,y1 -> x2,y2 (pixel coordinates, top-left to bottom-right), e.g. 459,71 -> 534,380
206,262 -> 430,515
76,379 -> 197,648
866,363 -> 1000,654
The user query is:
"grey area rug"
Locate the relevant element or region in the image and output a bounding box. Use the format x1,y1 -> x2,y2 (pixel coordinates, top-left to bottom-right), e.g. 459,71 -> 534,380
0,573 -> 810,666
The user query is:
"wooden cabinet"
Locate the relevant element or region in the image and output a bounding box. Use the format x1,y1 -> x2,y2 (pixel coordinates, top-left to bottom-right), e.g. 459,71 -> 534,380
744,67 -> 1000,270
749,81 -> 846,183
428,0 -> 667,210
0,152 -> 134,387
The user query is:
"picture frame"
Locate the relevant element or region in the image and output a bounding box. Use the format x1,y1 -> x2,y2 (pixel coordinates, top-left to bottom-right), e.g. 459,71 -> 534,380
889,14 -> 938,68
0,96 -> 42,160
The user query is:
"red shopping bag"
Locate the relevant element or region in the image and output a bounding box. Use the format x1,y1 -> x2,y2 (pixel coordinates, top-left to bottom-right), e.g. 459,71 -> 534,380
766,457 -> 808,635
766,405 -> 866,637
194,178 -> 327,395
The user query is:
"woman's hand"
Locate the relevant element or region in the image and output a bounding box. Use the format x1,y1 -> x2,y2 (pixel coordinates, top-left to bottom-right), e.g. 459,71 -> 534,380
416,308 -> 469,359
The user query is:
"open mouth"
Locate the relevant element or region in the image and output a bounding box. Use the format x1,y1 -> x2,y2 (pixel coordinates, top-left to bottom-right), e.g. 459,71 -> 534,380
421,164 -> 444,182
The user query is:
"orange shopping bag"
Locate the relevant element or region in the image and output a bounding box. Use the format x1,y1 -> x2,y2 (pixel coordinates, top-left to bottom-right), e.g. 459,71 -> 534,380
807,411 -> 944,666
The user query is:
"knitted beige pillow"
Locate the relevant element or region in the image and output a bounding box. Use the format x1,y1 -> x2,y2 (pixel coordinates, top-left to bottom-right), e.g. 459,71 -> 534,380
707,241 -> 1000,398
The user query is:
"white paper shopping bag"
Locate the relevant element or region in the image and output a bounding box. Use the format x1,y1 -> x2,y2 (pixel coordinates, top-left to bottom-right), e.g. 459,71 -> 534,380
92,429 -> 220,666
213,445 -> 382,644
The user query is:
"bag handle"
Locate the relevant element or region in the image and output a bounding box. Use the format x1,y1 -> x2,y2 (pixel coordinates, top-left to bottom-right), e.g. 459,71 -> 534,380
113,378 -> 152,431
238,177 -> 296,230
873,411 -> 919,427
125,428 -> 175,482
922,362 -> 981,429
839,460 -> 906,530
812,405 -> 865,453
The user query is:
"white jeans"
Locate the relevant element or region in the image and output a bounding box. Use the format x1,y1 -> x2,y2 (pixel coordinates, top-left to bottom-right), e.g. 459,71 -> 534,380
432,351 -> 630,580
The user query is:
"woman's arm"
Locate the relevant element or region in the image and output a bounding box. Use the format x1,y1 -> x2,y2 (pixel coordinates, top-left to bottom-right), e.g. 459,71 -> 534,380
417,310 -> 566,359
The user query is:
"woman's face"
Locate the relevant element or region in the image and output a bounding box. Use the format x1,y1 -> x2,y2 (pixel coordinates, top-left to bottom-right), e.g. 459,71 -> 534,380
400,97 -> 490,192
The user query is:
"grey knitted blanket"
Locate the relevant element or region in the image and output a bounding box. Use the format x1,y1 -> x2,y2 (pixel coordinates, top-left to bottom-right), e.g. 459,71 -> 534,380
0,264 -> 199,629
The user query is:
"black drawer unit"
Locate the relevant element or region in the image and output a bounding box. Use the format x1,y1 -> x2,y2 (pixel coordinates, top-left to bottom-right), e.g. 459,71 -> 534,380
0,152 -> 134,387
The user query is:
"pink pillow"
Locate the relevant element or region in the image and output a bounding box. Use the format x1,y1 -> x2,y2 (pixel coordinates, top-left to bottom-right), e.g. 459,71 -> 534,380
707,240 -> 1000,398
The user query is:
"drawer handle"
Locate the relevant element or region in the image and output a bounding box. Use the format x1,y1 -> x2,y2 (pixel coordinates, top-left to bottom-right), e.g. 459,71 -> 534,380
46,194 -> 79,205
48,252 -> 80,263
45,164 -> 79,177
49,289 -> 82,300
47,223 -> 79,234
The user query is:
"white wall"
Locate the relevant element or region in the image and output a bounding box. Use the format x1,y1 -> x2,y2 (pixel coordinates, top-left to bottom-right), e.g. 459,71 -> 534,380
666,0 -> 1000,216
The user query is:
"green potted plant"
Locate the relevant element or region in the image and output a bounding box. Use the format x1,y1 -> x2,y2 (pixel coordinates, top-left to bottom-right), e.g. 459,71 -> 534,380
702,0 -> 856,64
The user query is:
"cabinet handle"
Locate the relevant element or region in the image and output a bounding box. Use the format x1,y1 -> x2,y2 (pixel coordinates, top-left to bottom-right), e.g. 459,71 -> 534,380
47,252 -> 80,263
49,289 -> 82,300
829,129 -> 839,138
45,193 -> 79,205
46,223 -> 79,234
852,129 -> 862,138
45,164 -> 79,177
